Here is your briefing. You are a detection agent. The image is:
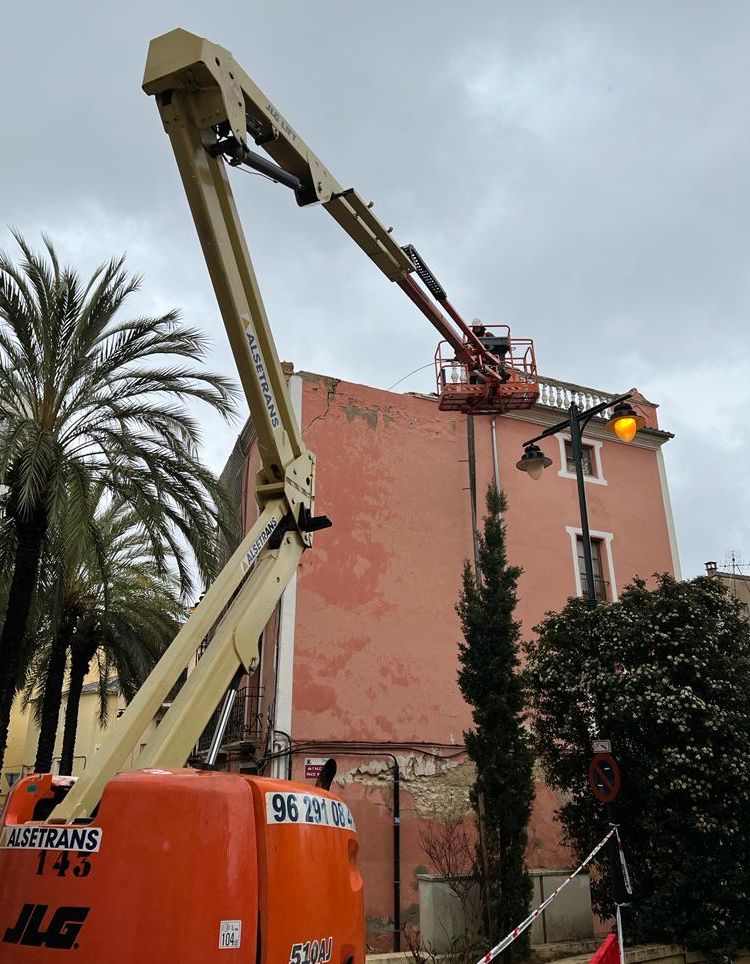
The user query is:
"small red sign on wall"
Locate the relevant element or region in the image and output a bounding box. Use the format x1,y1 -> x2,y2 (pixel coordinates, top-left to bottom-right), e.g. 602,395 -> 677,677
304,758 -> 329,780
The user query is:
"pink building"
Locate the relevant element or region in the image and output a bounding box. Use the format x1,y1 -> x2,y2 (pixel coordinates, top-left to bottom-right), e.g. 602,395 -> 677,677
217,367 -> 678,950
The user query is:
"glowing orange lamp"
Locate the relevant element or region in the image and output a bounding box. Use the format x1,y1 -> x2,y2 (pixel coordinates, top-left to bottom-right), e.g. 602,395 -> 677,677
605,401 -> 645,443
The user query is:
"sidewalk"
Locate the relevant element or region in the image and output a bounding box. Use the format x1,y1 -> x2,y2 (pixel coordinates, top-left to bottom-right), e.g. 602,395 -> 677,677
366,944 -> 687,964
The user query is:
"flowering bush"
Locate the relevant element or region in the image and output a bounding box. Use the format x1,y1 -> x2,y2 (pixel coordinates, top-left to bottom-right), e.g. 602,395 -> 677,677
525,574 -> 750,952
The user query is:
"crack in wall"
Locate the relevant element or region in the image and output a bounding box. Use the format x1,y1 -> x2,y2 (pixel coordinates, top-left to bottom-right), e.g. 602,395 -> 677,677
303,377 -> 340,433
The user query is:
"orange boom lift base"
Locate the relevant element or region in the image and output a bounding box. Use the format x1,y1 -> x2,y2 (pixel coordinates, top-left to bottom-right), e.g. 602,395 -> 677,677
0,772 -> 363,962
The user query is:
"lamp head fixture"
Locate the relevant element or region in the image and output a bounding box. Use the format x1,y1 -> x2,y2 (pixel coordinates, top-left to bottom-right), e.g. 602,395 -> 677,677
516,442 -> 552,481
606,400 -> 645,443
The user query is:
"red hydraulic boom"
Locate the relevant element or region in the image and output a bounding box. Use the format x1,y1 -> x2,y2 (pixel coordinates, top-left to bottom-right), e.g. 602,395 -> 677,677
398,244 -> 539,413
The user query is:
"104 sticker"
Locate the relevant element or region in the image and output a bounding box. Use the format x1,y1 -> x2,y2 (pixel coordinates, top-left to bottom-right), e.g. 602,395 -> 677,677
289,937 -> 333,964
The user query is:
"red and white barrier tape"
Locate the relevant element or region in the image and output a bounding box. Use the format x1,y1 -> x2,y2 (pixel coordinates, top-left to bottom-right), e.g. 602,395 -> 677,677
613,826 -> 632,898
474,828 -> 615,964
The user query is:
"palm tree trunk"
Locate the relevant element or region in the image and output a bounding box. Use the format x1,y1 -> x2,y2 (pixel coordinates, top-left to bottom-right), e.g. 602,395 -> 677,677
34,612 -> 77,774
0,508 -> 47,771
59,643 -> 94,776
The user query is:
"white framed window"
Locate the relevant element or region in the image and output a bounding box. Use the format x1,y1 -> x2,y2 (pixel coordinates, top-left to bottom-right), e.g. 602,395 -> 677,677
565,526 -> 618,602
556,433 -> 607,486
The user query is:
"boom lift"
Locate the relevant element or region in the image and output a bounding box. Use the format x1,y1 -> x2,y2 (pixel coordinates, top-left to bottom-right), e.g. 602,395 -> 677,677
0,29 -> 539,962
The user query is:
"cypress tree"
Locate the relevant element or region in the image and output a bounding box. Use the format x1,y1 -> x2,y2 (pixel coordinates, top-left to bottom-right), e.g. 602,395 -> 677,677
457,484 -> 534,961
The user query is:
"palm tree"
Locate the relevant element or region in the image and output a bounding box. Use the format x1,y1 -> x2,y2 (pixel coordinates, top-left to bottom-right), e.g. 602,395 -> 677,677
23,502 -> 92,774
23,495 -> 185,774
58,612 -> 176,777
0,233 -> 237,770
54,499 -> 183,776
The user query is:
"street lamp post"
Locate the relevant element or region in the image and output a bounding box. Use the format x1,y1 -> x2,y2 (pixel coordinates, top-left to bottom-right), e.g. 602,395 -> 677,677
516,393 -> 644,609
569,401 -> 597,608
516,391 -> 642,946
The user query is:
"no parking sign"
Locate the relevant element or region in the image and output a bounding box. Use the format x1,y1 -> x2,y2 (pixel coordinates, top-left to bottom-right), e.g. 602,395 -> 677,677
588,752 -> 621,804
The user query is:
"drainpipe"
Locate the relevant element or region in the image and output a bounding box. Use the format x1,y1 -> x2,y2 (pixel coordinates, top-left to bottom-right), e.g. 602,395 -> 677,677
269,729 -> 293,780
490,417 -> 500,491
467,415 -> 481,584
392,759 -> 401,951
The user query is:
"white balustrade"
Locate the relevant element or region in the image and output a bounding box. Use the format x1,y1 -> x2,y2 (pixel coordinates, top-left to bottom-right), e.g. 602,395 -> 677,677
535,377 -> 617,418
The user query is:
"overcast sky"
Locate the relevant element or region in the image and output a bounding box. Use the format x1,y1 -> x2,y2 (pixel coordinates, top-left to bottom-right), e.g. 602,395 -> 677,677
2,2 -> 748,579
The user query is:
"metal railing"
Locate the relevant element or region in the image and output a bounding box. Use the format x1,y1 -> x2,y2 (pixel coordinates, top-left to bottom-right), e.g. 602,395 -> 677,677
196,687 -> 264,756
536,376 -> 618,418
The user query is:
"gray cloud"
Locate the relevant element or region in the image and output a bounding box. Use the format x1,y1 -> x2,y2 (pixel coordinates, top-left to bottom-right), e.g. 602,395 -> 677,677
2,1 -> 748,578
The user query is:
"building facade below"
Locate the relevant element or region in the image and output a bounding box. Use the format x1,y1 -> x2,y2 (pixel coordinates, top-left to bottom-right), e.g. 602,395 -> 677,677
217,368 -> 679,949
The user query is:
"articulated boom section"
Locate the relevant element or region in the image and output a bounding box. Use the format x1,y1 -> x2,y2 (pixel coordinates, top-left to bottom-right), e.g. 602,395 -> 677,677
142,28 -> 539,416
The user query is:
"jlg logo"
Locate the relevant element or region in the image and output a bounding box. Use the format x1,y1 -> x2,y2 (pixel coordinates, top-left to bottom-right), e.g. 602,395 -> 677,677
3,903 -> 89,949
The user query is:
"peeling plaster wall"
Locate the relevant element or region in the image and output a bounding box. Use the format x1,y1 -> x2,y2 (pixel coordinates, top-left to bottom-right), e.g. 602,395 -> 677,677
290,751 -> 481,951
340,754 -> 475,818
299,752 -> 572,947
290,372 -> 675,746
292,373 -> 473,745
285,760 -> 570,946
